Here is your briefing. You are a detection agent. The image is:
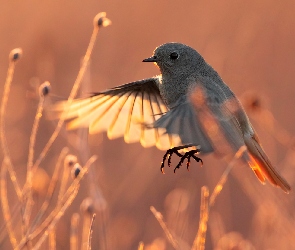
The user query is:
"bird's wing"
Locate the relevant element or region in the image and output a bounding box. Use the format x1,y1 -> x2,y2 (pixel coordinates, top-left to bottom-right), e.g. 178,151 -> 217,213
51,77 -> 181,150
153,93 -> 214,153
154,77 -> 245,156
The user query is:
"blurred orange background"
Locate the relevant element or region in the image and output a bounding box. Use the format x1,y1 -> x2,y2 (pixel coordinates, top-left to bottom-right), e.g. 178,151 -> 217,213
0,1 -> 295,249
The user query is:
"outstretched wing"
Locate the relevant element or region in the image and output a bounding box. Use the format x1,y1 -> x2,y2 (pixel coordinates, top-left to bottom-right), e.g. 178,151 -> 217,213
51,77 -> 181,150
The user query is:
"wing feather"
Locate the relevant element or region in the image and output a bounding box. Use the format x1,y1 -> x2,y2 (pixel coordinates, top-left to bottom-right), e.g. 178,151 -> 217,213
51,77 -> 181,150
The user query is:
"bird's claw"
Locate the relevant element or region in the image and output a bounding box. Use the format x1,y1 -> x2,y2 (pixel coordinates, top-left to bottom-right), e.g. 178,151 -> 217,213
161,148 -> 183,173
161,146 -> 202,173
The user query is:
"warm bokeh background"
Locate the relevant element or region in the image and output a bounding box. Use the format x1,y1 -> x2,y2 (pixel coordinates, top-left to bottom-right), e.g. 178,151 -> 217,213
1,1 -> 295,249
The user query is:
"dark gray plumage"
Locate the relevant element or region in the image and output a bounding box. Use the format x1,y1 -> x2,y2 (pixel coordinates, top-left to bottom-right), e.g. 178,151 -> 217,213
53,42 -> 291,193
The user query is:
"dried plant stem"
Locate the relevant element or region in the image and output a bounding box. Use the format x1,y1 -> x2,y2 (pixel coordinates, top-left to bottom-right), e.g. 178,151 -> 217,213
32,187 -> 79,250
57,157 -> 71,205
70,213 -> 80,250
48,229 -> 56,250
191,186 -> 209,250
59,156 -> 97,213
20,21 -> 99,215
29,148 -> 69,232
150,206 -> 180,250
0,201 -> 21,244
209,146 -> 247,207
23,94 -> 45,236
138,242 -> 144,250
32,24 -> 101,171
17,156 -> 97,248
87,213 -> 96,250
0,61 -> 21,199
19,185 -> 80,249
191,146 -> 247,250
82,214 -> 92,250
0,160 -> 18,249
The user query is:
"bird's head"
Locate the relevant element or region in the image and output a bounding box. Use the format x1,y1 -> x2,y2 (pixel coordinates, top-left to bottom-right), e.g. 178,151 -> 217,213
143,42 -> 205,77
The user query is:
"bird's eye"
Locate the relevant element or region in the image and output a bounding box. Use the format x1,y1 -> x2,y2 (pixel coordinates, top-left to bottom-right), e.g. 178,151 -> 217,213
169,52 -> 179,60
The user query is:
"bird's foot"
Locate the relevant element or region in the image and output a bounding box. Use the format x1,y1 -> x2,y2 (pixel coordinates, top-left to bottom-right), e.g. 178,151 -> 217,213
174,150 -> 203,173
160,144 -> 203,173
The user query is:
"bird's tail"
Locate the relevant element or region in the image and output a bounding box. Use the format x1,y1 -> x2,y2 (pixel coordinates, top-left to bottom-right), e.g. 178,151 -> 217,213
244,133 -> 291,193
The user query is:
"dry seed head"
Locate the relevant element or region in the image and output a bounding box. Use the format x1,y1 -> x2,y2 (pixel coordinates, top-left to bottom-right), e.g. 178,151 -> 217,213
9,48 -> 22,62
80,197 -> 94,214
64,154 -> 78,168
93,12 -> 111,28
248,97 -> 262,111
241,91 -> 266,114
39,81 -> 51,97
71,163 -> 82,179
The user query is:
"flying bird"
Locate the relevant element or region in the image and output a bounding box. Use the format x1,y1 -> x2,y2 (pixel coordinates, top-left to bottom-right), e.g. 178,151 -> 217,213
53,42 -> 291,193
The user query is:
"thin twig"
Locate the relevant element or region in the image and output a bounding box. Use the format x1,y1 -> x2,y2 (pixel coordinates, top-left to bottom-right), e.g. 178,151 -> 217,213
191,186 -> 209,250
190,146 -> 247,250
138,242 -> 144,250
29,147 -> 69,233
17,156 -> 97,248
0,159 -> 19,249
57,155 -> 73,206
150,206 -> 180,250
87,213 -> 96,250
81,213 -> 91,250
209,146 -> 247,207
23,92 -> 45,237
70,213 -> 80,250
41,156 -> 95,235
32,187 -> 79,250
0,58 -> 22,199
32,22 -> 101,171
0,201 -> 21,244
48,228 -> 56,250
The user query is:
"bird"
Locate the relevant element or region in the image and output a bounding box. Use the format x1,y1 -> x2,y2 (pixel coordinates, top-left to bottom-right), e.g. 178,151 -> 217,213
52,42 -> 291,193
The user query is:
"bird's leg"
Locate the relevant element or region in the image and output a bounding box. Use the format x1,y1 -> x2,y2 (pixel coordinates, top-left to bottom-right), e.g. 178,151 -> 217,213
161,144 -> 202,173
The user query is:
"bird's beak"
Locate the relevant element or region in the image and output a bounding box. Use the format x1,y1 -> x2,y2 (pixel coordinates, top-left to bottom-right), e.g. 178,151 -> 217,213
142,56 -> 157,62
